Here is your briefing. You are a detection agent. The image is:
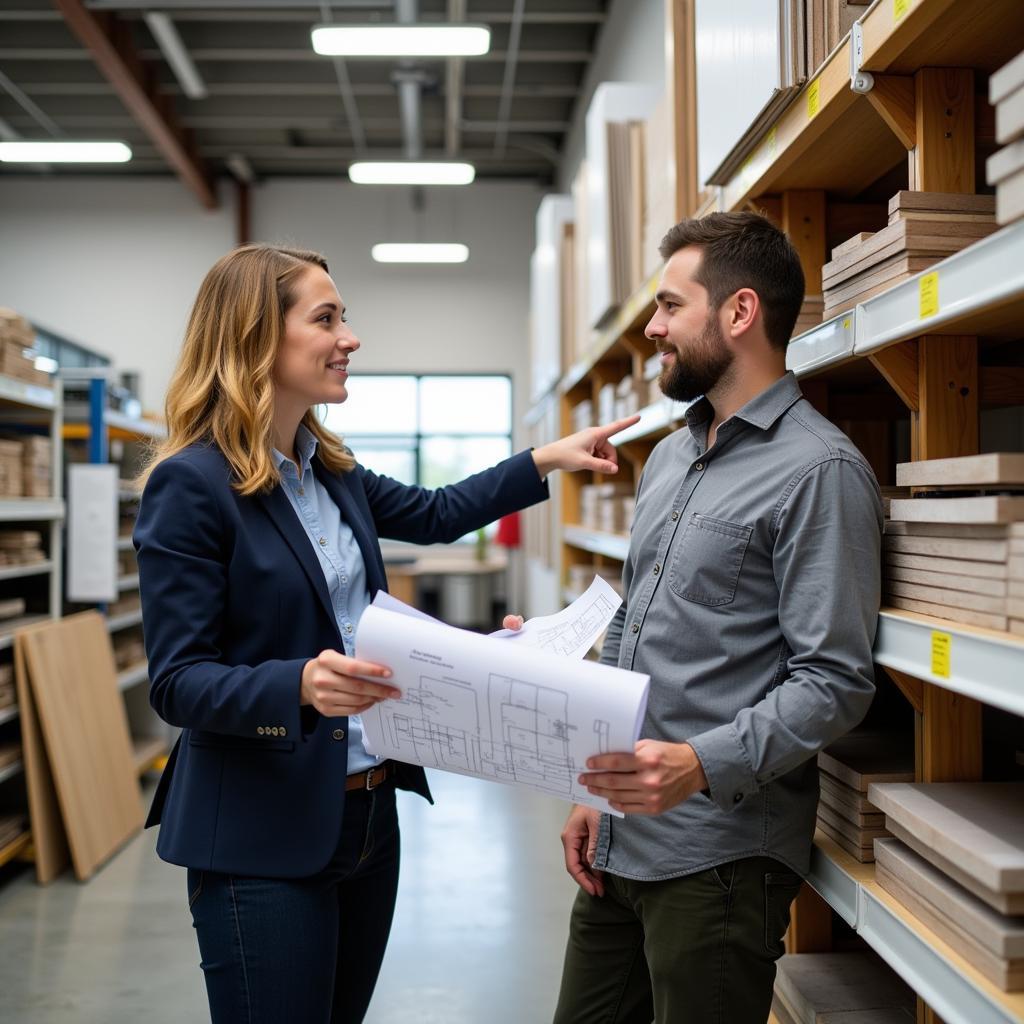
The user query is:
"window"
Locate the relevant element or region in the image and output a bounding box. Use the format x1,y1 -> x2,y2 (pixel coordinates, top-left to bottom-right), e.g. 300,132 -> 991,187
320,374 -> 513,497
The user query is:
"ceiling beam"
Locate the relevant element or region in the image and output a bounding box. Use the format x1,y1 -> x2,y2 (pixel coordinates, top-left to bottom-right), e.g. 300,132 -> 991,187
492,0 -> 524,157
52,0 -> 217,208
445,0 -> 465,157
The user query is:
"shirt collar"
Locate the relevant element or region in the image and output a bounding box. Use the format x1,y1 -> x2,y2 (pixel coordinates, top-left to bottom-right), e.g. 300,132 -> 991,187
683,372 -> 802,435
273,422 -> 319,475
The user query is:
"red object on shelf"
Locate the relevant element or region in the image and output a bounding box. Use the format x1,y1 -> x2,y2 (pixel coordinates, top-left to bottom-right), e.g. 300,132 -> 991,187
494,512 -> 521,548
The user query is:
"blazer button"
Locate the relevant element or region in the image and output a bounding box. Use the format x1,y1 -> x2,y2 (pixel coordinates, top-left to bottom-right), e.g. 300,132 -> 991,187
257,726 -> 266,735
333,728 -> 346,741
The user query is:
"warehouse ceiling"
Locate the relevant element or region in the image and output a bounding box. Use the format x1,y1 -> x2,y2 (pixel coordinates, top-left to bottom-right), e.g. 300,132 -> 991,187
0,0 -> 609,204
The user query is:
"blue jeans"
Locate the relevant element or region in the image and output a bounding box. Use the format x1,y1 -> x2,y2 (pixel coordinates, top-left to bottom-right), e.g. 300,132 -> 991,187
187,782 -> 399,1024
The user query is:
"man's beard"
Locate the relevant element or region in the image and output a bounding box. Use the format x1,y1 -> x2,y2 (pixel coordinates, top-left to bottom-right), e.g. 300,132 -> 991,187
657,312 -> 734,403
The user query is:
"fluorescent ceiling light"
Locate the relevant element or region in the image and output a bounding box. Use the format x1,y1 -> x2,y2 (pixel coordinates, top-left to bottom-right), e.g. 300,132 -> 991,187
144,12 -> 207,100
0,141 -> 131,163
372,243 -> 469,264
349,161 -> 474,185
312,24 -> 490,57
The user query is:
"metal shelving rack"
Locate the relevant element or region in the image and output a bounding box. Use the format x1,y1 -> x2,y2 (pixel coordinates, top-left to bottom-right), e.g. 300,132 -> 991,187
0,371 -> 63,871
527,2 -> 1024,1020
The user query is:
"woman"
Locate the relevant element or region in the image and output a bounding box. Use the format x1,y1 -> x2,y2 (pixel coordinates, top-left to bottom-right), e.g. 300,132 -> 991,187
134,243 -> 636,1023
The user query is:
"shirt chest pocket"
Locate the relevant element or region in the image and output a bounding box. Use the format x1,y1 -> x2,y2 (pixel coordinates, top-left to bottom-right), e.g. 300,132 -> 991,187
668,514 -> 752,607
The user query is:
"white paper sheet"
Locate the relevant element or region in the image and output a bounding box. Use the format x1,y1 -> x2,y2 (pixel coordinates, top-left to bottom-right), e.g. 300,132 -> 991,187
488,575 -> 621,659
357,602 -> 649,816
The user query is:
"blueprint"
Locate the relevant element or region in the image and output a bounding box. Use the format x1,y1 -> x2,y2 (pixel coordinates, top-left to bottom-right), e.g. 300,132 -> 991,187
357,596 -> 649,815
488,575 -> 621,659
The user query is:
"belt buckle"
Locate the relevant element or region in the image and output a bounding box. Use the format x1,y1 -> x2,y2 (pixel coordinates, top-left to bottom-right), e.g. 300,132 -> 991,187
365,764 -> 385,790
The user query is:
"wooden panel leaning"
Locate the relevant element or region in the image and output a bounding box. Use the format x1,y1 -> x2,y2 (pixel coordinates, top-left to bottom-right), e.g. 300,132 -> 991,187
14,611 -> 143,881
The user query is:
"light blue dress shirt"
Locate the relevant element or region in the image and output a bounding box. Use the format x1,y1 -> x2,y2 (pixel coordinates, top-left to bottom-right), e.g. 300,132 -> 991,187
272,424 -> 381,775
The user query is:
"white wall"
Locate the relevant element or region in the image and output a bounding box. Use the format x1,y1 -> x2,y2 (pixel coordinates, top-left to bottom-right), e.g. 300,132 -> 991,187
0,176 -> 543,445
557,0 -> 666,193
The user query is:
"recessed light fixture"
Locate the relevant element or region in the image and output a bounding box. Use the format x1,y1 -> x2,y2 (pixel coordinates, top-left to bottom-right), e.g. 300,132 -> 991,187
349,161 -> 475,186
311,24 -> 491,58
0,141 -> 132,163
372,243 -> 469,264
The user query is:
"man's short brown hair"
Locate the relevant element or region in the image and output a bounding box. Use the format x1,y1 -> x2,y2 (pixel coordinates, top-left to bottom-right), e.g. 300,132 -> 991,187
659,212 -> 805,350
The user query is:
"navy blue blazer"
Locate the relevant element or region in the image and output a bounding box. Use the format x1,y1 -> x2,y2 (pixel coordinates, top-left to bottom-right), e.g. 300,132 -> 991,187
135,443 -> 548,878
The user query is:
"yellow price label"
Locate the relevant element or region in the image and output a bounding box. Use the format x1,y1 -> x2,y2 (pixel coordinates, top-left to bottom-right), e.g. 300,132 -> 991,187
931,631 -> 951,678
807,80 -> 821,120
919,271 -> 939,318
894,0 -> 911,21
842,318 -> 852,329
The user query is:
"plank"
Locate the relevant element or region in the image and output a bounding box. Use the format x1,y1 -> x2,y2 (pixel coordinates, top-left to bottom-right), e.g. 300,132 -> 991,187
817,817 -> 875,862
887,190 -> 996,217
869,783 -> 1024,897
885,550 -> 1007,579
875,865 -> 1024,991
819,770 -> 880,814
885,579 -> 1006,614
888,496 -> 1024,524
883,534 -> 1009,562
884,521 -> 1012,538
884,594 -> 1008,631
896,453 -> 1024,488
775,953 -> 916,1022
18,612 -> 143,881
830,231 -> 875,260
13,636 -> 68,884
875,838 -> 1024,959
886,564 -> 1007,597
817,733 -> 914,793
817,801 -> 889,842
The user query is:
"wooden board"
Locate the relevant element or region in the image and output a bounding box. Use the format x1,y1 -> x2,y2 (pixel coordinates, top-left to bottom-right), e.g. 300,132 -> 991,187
884,534 -> 1009,562
888,496 -> 1024,524
818,786 -> 886,828
18,612 -> 143,881
876,865 -> 1024,991
884,594 -> 1008,631
875,838 -> 1024,959
819,770 -> 879,814
13,637 -> 68,884
775,953 -> 916,1022
869,783 -> 1024,900
817,801 -> 889,843
885,578 -> 1006,613
887,190 -> 997,217
886,564 -> 1007,597
896,453 -> 1024,488
817,733 -> 914,793
885,550 -> 1007,579
817,817 -> 875,862
885,521 -> 1014,537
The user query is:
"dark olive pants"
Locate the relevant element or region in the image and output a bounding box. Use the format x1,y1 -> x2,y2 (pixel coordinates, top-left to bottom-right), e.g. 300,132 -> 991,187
553,856 -> 803,1024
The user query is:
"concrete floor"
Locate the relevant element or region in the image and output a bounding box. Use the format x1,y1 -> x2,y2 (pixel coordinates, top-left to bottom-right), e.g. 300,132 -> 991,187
0,771 -> 577,1023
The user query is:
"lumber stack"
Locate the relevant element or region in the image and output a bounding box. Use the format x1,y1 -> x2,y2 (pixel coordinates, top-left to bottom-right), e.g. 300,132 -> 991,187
883,454 -> 1024,633
580,482 -> 635,535
988,50 -> 1024,225
0,662 -> 15,711
0,529 -> 46,566
772,952 -> 915,1024
821,192 -> 997,319
816,731 -> 913,863
870,783 -> 1024,991
0,308 -> 50,387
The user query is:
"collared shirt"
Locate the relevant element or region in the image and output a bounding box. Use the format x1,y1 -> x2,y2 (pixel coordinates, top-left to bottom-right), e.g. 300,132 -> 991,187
273,424 -> 379,775
594,372 -> 882,879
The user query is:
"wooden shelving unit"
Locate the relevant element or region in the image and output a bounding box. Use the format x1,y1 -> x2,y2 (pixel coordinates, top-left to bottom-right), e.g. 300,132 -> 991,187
526,2 -> 1024,1021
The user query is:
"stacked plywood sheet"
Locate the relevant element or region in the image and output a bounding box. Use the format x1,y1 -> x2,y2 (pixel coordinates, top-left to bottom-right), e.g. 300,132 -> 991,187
816,732 -> 913,862
0,308 -> 50,387
875,838 -> 1024,991
869,783 -> 1024,990
883,454 -> 1024,632
0,662 -> 14,710
0,530 -> 45,566
821,192 -> 997,319
0,813 -> 27,850
988,50 -> 1024,225
772,953 -> 916,1024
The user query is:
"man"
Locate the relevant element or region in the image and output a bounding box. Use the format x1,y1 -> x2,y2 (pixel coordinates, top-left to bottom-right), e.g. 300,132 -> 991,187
553,212 -> 882,1024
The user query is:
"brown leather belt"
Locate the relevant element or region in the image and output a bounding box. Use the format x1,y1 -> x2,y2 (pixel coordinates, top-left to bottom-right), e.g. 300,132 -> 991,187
345,761 -> 392,792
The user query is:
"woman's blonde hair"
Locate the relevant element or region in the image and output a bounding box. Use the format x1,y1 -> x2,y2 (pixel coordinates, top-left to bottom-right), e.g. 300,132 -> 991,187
140,243 -> 356,495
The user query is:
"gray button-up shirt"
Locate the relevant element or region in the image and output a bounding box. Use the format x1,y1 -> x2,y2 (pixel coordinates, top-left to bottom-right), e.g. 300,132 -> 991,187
594,372 -> 882,879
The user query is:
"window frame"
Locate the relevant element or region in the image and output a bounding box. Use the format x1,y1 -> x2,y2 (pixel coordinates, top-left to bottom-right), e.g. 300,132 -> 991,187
325,371 -> 514,487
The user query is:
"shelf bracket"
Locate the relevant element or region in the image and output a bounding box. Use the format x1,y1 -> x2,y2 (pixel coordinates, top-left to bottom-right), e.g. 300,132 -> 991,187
848,21 -> 874,95
865,76 -> 917,151
868,340 -> 919,412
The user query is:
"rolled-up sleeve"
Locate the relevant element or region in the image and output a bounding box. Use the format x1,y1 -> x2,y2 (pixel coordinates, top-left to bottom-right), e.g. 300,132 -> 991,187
687,454 -> 882,811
